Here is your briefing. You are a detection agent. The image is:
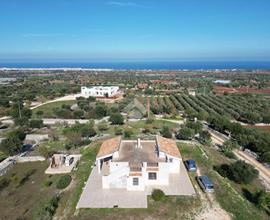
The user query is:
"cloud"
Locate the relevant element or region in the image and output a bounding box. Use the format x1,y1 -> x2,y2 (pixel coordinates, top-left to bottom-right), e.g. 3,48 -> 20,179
106,1 -> 147,8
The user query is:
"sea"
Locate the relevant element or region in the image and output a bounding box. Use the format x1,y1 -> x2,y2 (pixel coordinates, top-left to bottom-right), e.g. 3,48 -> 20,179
0,61 -> 270,70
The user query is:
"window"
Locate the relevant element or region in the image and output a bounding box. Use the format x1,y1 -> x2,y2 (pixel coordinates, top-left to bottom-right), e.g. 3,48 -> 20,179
133,178 -> 139,186
169,158 -> 173,163
148,172 -> 157,180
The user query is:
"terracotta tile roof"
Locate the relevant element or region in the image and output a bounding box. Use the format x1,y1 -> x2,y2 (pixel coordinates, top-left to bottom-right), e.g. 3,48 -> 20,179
129,172 -> 142,176
156,135 -> 181,159
97,136 -> 121,158
146,167 -> 159,171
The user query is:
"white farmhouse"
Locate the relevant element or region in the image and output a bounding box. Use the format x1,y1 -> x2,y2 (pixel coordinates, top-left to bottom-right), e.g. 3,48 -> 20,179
81,86 -> 119,98
96,136 -> 181,191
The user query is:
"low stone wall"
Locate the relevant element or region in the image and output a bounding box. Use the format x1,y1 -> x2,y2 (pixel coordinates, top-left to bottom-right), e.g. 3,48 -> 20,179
16,156 -> 46,163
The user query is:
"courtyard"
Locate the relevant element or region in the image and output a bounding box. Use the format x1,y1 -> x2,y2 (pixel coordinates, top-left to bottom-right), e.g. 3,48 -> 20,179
76,161 -> 195,208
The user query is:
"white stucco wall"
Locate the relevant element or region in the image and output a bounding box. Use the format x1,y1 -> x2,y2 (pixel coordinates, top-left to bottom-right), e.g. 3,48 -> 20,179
81,86 -> 119,97
127,176 -> 145,191
168,157 -> 181,173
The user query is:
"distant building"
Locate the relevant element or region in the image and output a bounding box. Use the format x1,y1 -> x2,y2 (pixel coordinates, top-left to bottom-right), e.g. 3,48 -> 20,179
187,88 -> 196,96
214,80 -> 231,85
81,86 -> 119,98
137,83 -> 148,89
123,98 -> 147,119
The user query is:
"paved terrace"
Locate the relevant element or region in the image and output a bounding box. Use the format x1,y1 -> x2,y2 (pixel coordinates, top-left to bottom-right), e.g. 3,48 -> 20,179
113,140 -> 164,164
77,162 -> 196,209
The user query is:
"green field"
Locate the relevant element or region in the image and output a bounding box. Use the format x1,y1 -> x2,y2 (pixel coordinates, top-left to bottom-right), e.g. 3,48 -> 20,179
32,100 -> 76,118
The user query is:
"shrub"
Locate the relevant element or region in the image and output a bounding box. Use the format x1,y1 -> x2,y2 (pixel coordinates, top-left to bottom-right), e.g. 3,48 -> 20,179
73,110 -> 84,119
199,130 -> 212,145
115,127 -> 123,135
254,190 -> 270,209
160,126 -> 172,138
186,121 -> 203,134
152,189 -> 165,201
215,160 -> 259,184
109,113 -> 124,125
95,104 -> 108,118
223,151 -> 236,159
176,127 -> 194,140
124,128 -> 133,138
98,121 -> 109,131
36,195 -> 59,220
0,177 -> 10,191
17,169 -> 36,187
56,175 -> 72,189
30,119 -> 44,128
43,179 -> 53,187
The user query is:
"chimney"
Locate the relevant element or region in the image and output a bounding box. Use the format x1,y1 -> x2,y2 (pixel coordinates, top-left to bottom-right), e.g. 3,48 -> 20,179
137,138 -> 142,149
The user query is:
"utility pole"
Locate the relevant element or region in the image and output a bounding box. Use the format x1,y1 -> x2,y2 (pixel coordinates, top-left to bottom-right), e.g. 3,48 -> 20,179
147,96 -> 150,119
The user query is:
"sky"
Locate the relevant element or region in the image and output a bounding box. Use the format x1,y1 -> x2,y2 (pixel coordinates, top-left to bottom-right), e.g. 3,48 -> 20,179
0,0 -> 270,62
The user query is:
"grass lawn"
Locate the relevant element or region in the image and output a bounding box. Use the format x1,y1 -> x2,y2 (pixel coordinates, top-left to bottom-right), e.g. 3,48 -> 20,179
32,100 -> 76,118
178,142 -> 269,220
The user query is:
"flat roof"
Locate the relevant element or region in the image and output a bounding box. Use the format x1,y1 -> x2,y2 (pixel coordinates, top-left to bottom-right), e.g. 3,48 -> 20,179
113,140 -> 163,163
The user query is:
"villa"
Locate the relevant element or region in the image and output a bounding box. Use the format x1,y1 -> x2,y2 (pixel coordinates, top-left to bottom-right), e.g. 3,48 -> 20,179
97,136 -> 181,190
81,86 -> 119,98
77,136 -> 195,208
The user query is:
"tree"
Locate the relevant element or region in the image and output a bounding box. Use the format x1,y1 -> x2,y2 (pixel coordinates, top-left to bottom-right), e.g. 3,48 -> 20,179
260,152 -> 270,163
186,121 -> 203,134
215,160 -> 259,184
73,110 -> 84,119
0,129 -> 26,155
199,130 -> 212,145
30,119 -> 44,128
95,104 -> 108,118
262,112 -> 270,123
254,190 -> 270,209
0,136 -> 22,155
54,108 -> 72,118
109,113 -> 124,125
197,111 -> 209,121
160,126 -> 172,138
87,96 -> 96,102
145,88 -> 154,95
176,127 -> 194,140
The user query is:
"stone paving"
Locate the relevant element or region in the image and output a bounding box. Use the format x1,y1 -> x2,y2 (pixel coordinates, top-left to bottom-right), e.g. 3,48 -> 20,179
77,161 -> 195,208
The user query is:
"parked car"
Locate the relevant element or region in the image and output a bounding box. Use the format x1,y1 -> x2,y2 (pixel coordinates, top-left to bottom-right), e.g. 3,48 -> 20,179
197,175 -> 214,193
185,159 -> 197,171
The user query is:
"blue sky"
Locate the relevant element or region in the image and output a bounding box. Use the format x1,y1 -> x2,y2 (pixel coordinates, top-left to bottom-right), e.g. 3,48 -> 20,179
0,0 -> 270,62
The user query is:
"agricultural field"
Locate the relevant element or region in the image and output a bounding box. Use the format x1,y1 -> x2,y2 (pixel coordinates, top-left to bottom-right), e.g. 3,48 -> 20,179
138,93 -> 270,124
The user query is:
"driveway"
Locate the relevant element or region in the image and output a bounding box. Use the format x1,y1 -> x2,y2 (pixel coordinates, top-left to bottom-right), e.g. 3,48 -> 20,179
76,166 -> 147,208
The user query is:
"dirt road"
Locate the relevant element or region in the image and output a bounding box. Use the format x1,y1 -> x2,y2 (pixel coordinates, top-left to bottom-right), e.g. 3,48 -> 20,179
195,168 -> 231,220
